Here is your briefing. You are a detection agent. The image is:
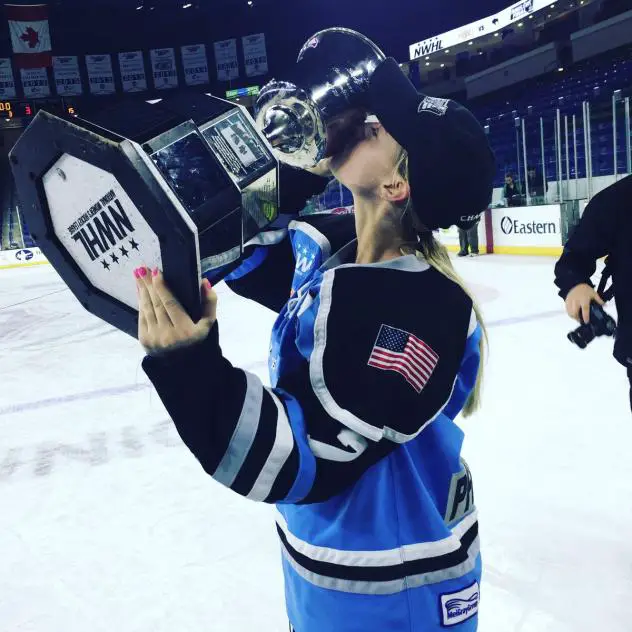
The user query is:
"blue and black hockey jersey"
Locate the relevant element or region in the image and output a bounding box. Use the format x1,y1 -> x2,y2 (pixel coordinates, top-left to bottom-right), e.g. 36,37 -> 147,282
143,168 -> 483,631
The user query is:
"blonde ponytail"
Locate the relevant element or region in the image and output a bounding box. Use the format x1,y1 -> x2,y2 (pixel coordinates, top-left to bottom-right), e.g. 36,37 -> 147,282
408,235 -> 487,417
394,152 -> 487,418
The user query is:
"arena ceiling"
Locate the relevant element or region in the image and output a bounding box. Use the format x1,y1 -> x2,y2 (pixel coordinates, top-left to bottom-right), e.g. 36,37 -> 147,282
38,0 -> 518,61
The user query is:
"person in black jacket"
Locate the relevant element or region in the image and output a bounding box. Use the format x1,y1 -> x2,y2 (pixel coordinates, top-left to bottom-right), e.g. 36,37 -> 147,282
554,174 -> 632,411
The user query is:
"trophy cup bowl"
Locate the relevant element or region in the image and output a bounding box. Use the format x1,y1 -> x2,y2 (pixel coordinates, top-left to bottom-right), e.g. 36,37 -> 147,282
255,27 -> 386,169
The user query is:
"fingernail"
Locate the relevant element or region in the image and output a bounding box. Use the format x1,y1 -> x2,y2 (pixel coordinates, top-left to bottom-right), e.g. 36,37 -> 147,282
204,279 -> 212,290
152,268 -> 159,277
133,268 -> 140,279
138,267 -> 147,278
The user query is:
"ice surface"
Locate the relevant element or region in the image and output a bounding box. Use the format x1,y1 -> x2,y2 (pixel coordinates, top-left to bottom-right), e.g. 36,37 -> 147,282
1,255 -> 630,632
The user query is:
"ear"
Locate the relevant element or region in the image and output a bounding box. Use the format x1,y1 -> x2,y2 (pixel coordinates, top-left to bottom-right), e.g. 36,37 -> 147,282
380,177 -> 410,203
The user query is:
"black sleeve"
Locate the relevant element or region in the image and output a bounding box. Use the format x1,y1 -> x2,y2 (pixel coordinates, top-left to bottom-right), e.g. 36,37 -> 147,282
142,263 -> 475,506
554,177 -> 627,298
223,166 -> 332,313
278,164 -> 329,215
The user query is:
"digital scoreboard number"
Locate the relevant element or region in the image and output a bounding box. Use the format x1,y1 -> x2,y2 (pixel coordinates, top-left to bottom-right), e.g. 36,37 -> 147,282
0,99 -> 78,120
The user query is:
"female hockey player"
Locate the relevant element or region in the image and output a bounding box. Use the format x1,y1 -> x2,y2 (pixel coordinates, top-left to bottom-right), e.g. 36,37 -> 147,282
135,57 -> 495,631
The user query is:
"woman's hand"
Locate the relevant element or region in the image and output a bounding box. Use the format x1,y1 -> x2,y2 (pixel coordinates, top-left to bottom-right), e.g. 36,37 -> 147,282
565,283 -> 604,324
135,267 -> 217,356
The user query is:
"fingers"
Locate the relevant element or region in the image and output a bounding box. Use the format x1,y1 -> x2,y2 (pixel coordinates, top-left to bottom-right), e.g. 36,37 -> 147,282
580,299 -> 591,325
201,278 -> 218,324
134,267 -> 214,354
593,292 -> 605,306
136,268 -> 157,328
150,269 -> 190,329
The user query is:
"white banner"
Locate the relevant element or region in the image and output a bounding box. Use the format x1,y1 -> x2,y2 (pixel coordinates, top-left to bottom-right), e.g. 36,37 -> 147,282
0,247 -> 48,269
151,48 -> 178,90
86,54 -> 115,95
214,39 -> 239,81
20,67 -> 50,98
118,51 -> 147,93
242,33 -> 268,77
410,0 -> 550,59
53,56 -> 82,96
491,205 -> 562,252
181,44 -> 209,86
0,58 -> 16,98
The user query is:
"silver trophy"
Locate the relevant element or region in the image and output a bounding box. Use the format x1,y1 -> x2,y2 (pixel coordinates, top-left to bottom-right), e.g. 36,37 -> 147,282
10,94 -> 278,338
255,27 -> 386,169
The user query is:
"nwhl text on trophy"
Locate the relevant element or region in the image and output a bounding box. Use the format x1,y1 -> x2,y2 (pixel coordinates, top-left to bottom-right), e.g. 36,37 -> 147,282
9,93 -> 279,338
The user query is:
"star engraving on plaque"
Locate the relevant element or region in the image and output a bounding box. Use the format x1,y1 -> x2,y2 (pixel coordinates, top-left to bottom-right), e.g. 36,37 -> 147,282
119,245 -> 129,258
129,238 -> 140,251
110,252 -> 120,264
101,259 -> 111,271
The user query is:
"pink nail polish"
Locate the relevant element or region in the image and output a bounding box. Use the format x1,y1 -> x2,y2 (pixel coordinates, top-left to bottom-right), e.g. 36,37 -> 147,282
204,279 -> 212,290
152,268 -> 159,277
133,268 -> 139,279
138,267 -> 147,278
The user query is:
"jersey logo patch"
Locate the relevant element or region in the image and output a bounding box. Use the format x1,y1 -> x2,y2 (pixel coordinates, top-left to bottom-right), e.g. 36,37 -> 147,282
367,324 -> 439,394
440,582 -> 480,626
418,96 -> 450,117
445,459 -> 475,525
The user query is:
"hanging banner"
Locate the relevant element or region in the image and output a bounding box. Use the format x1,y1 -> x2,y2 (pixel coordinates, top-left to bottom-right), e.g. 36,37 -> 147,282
242,33 -> 268,78
20,67 -> 50,97
150,48 -> 178,90
118,51 -> 147,92
5,3 -> 52,69
52,55 -> 82,96
213,39 -> 239,81
0,58 -> 16,98
85,54 -> 115,95
181,44 -> 209,86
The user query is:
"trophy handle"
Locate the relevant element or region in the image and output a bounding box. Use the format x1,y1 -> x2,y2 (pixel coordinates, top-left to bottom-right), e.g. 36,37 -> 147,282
298,27 -> 386,63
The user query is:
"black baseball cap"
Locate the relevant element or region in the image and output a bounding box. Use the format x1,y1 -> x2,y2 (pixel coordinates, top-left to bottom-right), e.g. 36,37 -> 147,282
366,57 -> 495,231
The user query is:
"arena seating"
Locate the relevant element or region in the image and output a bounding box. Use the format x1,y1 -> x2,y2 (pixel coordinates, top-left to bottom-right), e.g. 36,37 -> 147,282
469,44 -> 632,187
3,41 -> 631,248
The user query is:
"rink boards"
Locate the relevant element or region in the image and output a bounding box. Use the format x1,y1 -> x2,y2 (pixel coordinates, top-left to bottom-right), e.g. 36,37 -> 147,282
0,204 -> 564,269
436,204 -> 564,256
0,246 -> 49,269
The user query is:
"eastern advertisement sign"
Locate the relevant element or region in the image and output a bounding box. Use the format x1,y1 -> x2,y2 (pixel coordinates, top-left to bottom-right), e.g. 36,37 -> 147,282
491,205 -> 562,253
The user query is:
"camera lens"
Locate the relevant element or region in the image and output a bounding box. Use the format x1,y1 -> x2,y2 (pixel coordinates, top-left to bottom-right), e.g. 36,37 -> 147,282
567,324 -> 596,349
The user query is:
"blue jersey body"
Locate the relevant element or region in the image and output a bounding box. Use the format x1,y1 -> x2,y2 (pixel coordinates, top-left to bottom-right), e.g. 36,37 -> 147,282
144,188 -> 483,631
266,220 -> 482,631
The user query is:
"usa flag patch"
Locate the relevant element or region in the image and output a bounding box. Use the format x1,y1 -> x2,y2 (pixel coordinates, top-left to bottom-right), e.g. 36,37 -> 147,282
367,325 -> 439,394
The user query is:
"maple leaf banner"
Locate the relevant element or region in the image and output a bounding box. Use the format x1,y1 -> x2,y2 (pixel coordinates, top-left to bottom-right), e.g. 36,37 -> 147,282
5,3 -> 52,69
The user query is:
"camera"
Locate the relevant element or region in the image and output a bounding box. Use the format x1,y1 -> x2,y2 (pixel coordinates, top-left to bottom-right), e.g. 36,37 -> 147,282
567,302 -> 617,349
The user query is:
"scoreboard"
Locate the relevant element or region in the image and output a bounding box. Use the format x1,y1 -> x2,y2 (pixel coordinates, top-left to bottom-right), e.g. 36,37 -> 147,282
0,98 -> 78,122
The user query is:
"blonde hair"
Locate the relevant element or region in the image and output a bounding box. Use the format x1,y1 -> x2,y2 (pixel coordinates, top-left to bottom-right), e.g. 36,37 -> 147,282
393,151 -> 487,418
